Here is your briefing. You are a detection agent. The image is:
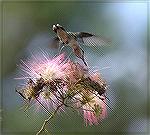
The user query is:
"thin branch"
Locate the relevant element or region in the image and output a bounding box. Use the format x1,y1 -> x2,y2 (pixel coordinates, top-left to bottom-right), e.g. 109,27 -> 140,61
36,104 -> 63,135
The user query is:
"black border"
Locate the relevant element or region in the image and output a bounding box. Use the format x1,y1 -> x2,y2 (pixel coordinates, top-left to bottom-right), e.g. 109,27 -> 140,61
1,1 -> 3,135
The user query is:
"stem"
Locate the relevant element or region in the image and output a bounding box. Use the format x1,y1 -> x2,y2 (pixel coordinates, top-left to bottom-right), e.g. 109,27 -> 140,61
36,104 -> 63,135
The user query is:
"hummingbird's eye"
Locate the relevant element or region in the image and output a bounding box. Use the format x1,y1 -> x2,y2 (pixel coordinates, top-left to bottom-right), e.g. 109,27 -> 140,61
52,25 -> 56,29
56,24 -> 60,27
56,24 -> 65,30
52,25 -> 57,33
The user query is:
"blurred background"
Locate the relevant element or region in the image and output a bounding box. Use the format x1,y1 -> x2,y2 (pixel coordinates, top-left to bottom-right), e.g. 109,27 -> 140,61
1,1 -> 149,135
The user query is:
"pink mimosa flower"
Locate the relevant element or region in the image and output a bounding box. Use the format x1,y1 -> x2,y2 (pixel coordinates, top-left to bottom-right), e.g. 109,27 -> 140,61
82,95 -> 107,126
35,90 -> 64,112
17,53 -> 71,111
71,70 -> 108,126
64,61 -> 88,83
19,53 -> 68,81
16,52 -> 108,126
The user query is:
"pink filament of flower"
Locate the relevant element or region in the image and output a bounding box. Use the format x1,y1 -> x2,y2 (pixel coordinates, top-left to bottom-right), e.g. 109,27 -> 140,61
83,96 -> 107,126
20,53 -> 69,81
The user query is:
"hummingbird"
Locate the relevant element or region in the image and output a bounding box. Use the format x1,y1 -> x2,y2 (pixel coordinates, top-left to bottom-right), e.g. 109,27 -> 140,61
52,24 -> 110,66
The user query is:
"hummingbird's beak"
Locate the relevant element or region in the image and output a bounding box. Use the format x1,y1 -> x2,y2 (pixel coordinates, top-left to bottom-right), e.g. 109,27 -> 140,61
52,25 -> 57,33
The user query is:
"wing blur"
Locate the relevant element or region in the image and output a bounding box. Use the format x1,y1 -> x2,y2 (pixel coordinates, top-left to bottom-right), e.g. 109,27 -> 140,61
49,37 -> 60,49
77,32 -> 111,46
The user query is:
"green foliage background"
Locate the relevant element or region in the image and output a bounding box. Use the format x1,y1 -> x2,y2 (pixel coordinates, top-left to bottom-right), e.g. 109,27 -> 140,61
1,1 -> 149,135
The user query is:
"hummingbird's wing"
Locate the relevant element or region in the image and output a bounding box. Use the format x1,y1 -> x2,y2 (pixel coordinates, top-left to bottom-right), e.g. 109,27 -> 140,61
76,32 -> 110,46
49,36 -> 61,49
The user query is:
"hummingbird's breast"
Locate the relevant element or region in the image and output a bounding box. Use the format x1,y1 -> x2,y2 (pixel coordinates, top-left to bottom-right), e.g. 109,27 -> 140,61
57,29 -> 69,44
70,38 -> 78,48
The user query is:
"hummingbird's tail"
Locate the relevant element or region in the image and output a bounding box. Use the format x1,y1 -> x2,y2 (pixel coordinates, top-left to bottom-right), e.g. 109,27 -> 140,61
76,52 -> 88,66
79,48 -> 88,66
82,57 -> 88,66
72,43 -> 88,66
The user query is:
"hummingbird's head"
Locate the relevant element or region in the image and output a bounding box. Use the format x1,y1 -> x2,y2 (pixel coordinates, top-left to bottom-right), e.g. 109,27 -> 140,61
52,24 -> 66,33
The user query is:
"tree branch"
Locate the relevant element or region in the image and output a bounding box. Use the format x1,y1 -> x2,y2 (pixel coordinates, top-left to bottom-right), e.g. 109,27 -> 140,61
36,104 -> 63,135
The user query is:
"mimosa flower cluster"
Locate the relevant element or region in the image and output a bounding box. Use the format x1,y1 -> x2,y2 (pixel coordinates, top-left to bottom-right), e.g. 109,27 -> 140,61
16,53 -> 107,126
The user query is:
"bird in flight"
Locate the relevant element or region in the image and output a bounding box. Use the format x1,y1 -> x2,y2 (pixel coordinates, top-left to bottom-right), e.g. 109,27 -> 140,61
51,24 -> 110,66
